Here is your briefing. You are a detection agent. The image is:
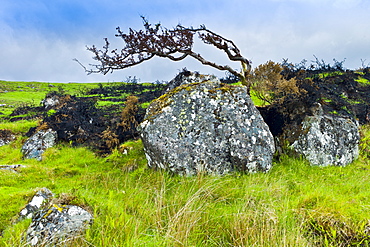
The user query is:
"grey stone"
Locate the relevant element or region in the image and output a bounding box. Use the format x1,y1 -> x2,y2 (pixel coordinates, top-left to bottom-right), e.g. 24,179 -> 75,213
291,114 -> 360,166
0,138 -> 11,147
19,188 -> 54,221
139,80 -> 275,175
0,164 -> 26,173
26,204 -> 93,246
21,129 -> 57,161
41,94 -> 61,109
0,129 -> 15,147
17,188 -> 93,246
166,70 -> 220,92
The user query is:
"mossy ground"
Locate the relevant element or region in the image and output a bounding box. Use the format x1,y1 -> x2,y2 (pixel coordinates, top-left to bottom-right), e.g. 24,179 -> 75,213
0,81 -> 369,246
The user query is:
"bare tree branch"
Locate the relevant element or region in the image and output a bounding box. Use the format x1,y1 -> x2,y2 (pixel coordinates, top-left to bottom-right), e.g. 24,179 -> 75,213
76,17 -> 252,90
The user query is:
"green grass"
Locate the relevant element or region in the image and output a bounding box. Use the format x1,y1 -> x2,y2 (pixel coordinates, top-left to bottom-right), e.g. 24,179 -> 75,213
0,81 -> 103,94
0,81 -> 94,120
304,71 -> 345,81
0,81 -> 118,117
231,82 -> 267,106
0,120 -> 38,134
318,71 -> 344,79
0,81 -> 370,246
250,90 -> 268,106
355,76 -> 370,85
0,123 -> 369,246
140,102 -> 151,108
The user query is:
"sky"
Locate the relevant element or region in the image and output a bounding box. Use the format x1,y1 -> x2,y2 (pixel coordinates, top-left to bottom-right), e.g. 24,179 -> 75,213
1,0 -> 370,83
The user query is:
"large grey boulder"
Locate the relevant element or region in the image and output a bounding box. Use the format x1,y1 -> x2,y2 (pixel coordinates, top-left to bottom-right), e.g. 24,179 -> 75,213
21,129 -> 57,161
139,80 -> 275,175
291,113 -> 360,166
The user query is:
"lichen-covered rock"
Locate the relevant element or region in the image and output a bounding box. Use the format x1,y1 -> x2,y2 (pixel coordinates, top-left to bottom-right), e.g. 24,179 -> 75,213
41,92 -> 61,110
291,114 -> 359,166
21,129 -> 57,161
139,80 -> 275,175
166,70 -> 220,92
19,188 -> 54,220
16,188 -> 93,246
26,204 -> 93,246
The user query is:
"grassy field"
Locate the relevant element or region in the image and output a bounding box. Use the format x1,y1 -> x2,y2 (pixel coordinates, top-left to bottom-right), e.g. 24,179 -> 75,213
0,81 -> 103,118
0,80 -> 370,246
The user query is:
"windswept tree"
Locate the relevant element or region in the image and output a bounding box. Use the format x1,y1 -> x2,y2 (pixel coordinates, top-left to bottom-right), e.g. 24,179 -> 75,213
76,17 -> 252,91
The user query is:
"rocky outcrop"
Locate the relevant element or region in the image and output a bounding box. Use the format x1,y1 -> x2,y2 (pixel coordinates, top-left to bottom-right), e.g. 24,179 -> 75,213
260,89 -> 361,167
19,188 -> 54,220
291,113 -> 359,166
261,100 -> 360,167
26,204 -> 93,246
18,188 -> 93,246
165,70 -> 220,92
21,129 -> 57,161
139,80 -> 275,175
41,92 -> 62,110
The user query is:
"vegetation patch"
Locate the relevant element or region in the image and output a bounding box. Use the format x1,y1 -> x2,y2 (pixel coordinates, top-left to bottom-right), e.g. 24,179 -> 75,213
317,71 -> 344,79
0,64 -> 369,245
355,76 -> 370,85
1,131 -> 370,246
300,209 -> 370,246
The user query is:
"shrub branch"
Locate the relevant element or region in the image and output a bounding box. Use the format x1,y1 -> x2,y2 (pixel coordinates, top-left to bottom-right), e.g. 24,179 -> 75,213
75,17 -> 252,91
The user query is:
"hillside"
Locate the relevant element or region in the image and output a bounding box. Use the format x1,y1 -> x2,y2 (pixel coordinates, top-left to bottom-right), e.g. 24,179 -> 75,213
0,71 -> 370,246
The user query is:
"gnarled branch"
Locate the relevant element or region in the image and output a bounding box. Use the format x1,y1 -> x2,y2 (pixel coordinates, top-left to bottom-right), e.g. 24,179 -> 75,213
76,17 -> 252,90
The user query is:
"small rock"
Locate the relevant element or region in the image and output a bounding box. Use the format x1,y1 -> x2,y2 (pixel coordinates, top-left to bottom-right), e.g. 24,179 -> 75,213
41,93 -> 61,110
291,114 -> 360,166
21,129 -> 57,161
19,188 -> 54,220
26,204 -> 93,246
0,164 -> 26,173
17,188 -> 93,246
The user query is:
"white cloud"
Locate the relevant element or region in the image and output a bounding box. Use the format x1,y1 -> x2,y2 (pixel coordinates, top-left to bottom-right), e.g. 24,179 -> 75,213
1,0 -> 370,83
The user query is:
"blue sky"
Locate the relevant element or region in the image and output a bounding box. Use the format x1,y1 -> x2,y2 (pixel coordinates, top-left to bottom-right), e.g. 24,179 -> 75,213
1,0 -> 370,83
